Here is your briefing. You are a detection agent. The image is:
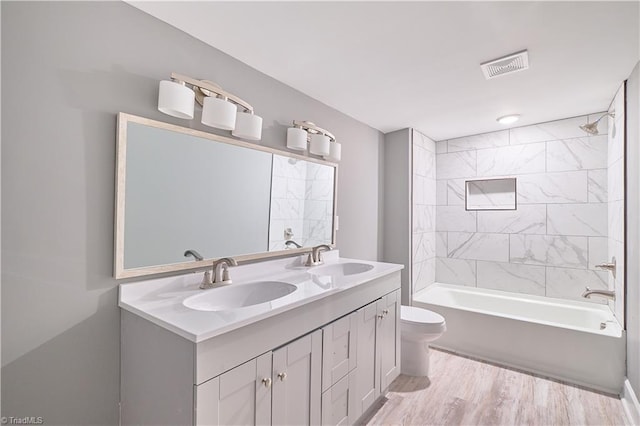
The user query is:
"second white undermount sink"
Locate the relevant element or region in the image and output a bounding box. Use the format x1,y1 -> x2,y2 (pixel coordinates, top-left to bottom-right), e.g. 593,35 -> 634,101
309,262 -> 374,277
183,281 -> 297,312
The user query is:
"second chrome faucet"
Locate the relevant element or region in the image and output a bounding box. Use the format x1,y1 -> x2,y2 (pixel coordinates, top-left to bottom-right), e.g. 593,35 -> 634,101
305,244 -> 332,266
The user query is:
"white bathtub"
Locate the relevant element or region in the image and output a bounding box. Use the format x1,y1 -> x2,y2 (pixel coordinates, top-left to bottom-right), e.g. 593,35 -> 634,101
413,283 -> 626,394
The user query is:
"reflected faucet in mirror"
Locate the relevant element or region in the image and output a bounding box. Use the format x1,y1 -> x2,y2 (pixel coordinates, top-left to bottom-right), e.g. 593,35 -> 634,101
305,244 -> 332,267
185,249 -> 212,289
184,249 -> 204,261
285,240 -> 303,249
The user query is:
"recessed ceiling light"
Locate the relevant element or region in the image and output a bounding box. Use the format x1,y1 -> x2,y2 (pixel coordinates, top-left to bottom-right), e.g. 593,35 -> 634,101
497,114 -> 520,125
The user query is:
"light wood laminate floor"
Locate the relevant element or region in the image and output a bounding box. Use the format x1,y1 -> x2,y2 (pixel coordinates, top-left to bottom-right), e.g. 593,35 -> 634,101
364,349 -> 626,426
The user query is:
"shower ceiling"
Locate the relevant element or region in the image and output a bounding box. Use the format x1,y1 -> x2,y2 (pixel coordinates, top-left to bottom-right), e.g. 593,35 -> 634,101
126,1 -> 639,141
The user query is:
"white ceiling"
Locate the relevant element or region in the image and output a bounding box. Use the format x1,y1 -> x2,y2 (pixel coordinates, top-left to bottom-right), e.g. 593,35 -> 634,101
128,1 -> 639,141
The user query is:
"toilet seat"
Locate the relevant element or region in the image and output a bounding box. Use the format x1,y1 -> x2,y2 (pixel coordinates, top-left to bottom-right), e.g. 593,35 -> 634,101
401,306 -> 446,334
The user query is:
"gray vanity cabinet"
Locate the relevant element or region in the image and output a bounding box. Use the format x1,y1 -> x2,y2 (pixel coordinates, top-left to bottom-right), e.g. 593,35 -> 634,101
378,290 -> 401,391
195,331 -> 322,426
120,272 -> 402,426
353,301 -> 379,419
352,289 -> 401,420
272,331 -> 322,425
195,353 -> 272,425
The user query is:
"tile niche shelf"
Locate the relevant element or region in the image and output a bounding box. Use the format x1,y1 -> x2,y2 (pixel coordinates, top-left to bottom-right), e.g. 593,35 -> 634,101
465,177 -> 517,211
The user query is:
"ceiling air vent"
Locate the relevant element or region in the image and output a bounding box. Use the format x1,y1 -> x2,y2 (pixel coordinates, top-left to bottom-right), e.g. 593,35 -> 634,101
480,50 -> 529,80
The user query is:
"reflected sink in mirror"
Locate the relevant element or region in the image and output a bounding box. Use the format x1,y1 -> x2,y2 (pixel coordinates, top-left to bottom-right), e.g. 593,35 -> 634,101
183,281 -> 297,312
309,262 -> 374,277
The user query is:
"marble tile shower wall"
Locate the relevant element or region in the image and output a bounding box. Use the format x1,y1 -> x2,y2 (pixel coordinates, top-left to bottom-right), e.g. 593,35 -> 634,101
435,113 -> 611,304
412,129 -> 437,294
609,84 -> 625,323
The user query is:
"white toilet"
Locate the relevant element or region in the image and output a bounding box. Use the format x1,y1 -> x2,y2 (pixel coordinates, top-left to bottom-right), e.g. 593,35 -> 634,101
400,305 -> 446,377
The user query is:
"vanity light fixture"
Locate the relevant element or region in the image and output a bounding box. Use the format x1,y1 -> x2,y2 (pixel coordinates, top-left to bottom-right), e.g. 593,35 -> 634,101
286,120 -> 341,162
158,72 -> 263,141
496,114 -> 521,125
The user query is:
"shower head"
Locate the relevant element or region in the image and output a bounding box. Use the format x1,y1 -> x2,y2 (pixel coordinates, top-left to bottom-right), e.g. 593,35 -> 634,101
579,122 -> 599,135
579,112 -> 615,136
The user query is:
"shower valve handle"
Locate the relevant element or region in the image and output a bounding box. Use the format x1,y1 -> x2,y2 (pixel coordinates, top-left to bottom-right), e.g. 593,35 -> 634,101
595,257 -> 616,278
595,262 -> 615,270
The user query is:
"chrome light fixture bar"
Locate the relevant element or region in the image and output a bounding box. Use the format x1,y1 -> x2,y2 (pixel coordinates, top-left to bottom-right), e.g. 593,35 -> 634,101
158,72 -> 263,141
287,120 -> 341,162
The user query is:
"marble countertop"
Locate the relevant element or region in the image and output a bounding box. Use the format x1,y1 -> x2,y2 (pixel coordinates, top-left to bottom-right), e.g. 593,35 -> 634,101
119,251 -> 403,343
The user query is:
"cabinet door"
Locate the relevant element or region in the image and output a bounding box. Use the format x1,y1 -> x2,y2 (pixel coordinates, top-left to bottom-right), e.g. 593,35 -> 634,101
272,330 -> 322,425
353,301 -> 379,419
322,312 -> 357,392
321,370 -> 357,426
195,353 -> 272,426
378,290 -> 400,391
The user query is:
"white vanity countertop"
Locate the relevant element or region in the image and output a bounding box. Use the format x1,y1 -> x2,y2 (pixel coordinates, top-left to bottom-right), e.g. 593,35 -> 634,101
119,252 -> 403,343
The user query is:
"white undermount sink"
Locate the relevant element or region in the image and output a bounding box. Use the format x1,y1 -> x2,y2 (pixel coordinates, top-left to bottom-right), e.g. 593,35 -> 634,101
183,281 -> 297,312
309,262 -> 374,277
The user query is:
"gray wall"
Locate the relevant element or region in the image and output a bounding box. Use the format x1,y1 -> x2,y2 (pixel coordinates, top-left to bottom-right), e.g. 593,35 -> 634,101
1,0 -> 3,413
626,61 -> 640,397
382,129 -> 412,305
1,2 -> 384,424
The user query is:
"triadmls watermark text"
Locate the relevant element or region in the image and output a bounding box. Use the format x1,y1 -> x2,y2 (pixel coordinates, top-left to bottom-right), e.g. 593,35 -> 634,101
1,417 -> 44,425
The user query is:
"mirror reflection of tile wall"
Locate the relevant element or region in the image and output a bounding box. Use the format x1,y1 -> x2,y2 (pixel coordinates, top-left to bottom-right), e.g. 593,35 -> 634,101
434,113 -> 611,305
269,155 -> 334,250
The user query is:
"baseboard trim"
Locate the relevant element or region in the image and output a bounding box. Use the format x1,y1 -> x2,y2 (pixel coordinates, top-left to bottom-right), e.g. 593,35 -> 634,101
622,379 -> 640,425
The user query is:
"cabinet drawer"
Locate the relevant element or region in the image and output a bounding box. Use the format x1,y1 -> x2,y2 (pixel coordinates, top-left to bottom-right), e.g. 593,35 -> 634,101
321,370 -> 357,426
322,312 -> 357,392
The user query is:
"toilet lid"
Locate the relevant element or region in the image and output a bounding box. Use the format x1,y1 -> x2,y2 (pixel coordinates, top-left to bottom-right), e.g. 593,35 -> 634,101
401,305 -> 445,325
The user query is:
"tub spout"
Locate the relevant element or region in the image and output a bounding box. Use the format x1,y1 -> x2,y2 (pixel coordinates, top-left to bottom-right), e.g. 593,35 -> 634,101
582,286 -> 615,301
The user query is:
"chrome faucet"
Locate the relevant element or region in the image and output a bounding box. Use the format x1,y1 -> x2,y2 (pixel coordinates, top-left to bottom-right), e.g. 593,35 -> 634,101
582,286 -> 616,301
213,258 -> 238,285
305,244 -> 332,266
200,257 -> 238,289
285,240 -> 303,249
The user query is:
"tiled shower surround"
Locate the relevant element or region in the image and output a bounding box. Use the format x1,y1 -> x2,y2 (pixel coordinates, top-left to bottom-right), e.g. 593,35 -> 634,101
609,84 -> 625,323
412,130 -> 437,294
432,113 -> 616,305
